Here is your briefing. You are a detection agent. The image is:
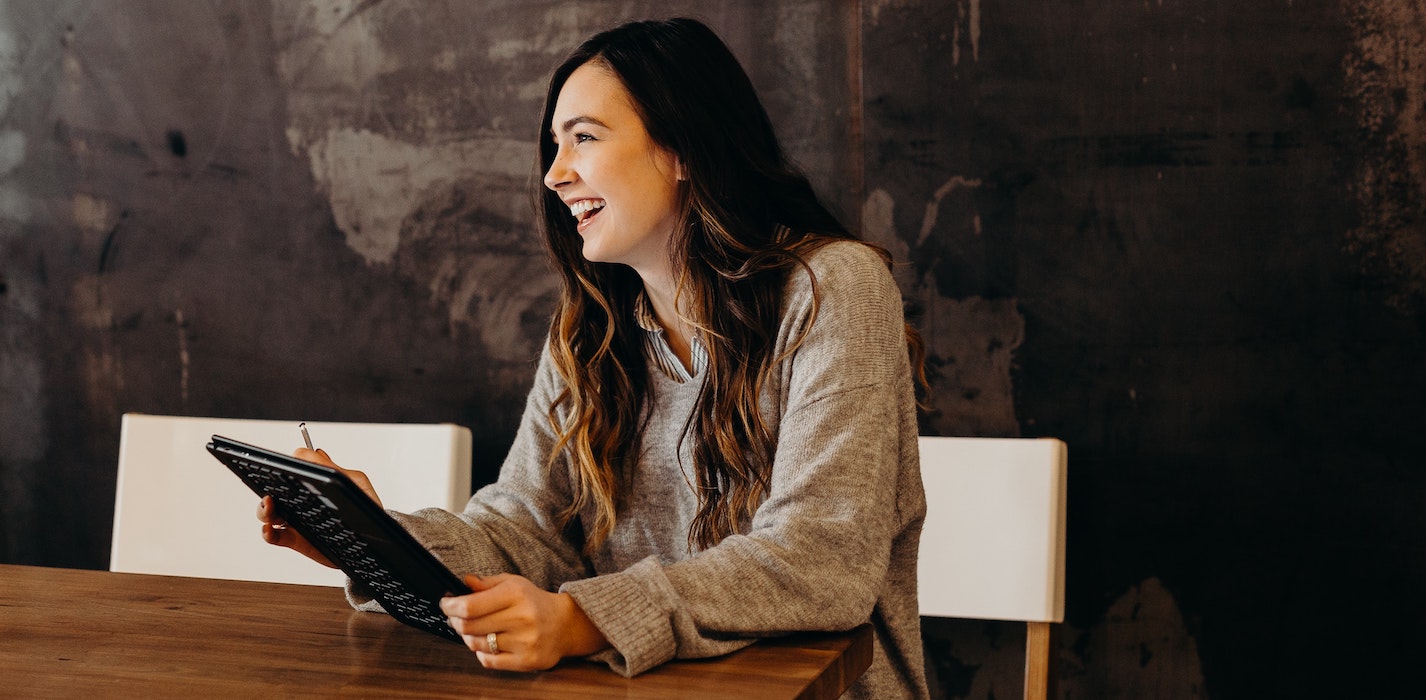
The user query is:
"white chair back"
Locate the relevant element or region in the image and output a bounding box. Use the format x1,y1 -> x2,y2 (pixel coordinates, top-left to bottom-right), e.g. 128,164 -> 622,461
110,413 -> 472,587
917,436 -> 1068,622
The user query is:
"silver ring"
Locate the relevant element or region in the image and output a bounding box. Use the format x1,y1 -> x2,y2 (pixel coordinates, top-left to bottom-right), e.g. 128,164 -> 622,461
486,632 -> 500,655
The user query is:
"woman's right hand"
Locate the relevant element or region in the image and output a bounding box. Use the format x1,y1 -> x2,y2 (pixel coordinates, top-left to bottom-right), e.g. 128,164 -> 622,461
256,447 -> 384,569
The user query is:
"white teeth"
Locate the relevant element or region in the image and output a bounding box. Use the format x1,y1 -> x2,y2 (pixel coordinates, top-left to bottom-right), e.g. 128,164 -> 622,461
568,199 -> 606,220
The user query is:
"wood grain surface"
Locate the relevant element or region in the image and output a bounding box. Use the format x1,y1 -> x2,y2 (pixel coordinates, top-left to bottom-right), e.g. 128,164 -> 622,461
0,564 -> 870,698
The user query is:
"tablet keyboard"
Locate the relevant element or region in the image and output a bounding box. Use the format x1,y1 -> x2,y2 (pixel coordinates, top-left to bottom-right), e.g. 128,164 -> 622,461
231,457 -> 462,643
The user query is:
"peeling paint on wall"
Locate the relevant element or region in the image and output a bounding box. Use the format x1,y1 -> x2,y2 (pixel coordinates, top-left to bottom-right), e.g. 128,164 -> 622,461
275,0 -> 396,86
392,177 -> 558,366
915,293 -> 1023,436
1062,578 -> 1207,700
3,1 -> 1424,696
264,0 -> 563,403
298,127 -> 530,265
863,186 -> 1022,437
920,175 -> 982,246
273,2 -> 527,266
1343,2 -> 1426,314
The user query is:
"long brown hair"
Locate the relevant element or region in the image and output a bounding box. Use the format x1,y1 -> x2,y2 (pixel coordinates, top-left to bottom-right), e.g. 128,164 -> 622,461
537,18 -> 922,553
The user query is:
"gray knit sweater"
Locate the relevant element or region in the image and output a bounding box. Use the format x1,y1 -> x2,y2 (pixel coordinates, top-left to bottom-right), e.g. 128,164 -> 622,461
349,241 -> 929,699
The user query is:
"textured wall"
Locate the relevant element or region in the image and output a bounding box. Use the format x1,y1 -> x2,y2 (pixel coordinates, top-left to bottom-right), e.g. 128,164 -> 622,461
2,1 -> 1424,698
860,1 -> 1426,698
0,0 -> 856,565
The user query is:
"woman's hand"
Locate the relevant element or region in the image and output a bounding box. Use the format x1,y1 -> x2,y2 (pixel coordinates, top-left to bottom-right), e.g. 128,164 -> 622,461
440,573 -> 610,672
256,447 -> 383,569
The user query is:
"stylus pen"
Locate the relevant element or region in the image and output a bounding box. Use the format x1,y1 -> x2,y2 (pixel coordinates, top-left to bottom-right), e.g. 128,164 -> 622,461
300,422 -> 314,450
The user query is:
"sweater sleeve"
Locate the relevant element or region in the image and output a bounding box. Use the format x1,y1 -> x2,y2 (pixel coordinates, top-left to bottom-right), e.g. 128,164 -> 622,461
559,242 -> 922,676
345,345 -> 593,610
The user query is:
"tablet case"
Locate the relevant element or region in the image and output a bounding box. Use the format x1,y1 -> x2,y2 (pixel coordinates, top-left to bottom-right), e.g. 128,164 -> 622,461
206,435 -> 470,643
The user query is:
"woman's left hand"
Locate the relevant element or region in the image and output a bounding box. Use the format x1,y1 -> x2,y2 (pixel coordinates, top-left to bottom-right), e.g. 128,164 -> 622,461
440,573 -> 610,671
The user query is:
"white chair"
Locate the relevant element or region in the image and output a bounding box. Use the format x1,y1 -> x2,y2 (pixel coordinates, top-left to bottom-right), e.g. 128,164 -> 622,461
110,413 -> 473,587
917,436 -> 1068,700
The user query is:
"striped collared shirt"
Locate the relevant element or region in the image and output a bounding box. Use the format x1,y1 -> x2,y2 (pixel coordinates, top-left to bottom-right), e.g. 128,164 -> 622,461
633,290 -> 707,383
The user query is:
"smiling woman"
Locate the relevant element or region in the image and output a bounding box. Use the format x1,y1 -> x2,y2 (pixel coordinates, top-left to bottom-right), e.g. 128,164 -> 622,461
257,17 -> 930,700
543,63 -> 685,279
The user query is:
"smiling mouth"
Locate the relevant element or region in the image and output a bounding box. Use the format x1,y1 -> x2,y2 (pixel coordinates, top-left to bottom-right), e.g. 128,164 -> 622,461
569,199 -> 606,231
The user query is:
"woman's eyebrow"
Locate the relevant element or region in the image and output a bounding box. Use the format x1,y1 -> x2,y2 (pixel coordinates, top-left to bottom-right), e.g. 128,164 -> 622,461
556,115 -> 610,134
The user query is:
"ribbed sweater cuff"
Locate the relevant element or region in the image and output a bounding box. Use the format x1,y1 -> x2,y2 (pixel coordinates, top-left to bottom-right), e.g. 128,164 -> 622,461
561,559 -> 675,677
343,578 -> 387,612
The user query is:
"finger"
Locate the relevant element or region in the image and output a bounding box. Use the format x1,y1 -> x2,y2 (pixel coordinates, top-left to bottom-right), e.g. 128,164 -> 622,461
257,497 -> 287,527
441,580 -> 515,620
294,447 -> 336,467
443,600 -> 533,644
441,575 -> 490,614
465,573 -> 505,592
262,522 -> 337,568
477,646 -> 551,673
292,448 -> 382,506
460,632 -> 510,658
443,596 -> 509,629
455,629 -> 501,655
476,649 -> 512,671
472,632 -> 522,671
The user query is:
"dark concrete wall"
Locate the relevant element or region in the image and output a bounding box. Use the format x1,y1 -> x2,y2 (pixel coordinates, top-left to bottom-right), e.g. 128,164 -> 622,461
1,1 -> 1422,698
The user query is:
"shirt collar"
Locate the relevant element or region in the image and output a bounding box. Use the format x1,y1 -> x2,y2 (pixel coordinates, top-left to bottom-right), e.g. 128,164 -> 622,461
633,288 -> 663,333
633,289 -> 707,382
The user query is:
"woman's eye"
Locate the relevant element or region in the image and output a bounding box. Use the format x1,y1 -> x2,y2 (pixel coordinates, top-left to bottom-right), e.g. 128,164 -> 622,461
574,132 -> 596,144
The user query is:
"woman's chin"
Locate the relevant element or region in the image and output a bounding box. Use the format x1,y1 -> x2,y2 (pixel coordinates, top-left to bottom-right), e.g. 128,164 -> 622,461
579,240 -> 612,265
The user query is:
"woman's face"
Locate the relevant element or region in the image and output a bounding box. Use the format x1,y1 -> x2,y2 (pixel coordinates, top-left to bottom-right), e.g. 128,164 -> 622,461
544,62 -> 684,276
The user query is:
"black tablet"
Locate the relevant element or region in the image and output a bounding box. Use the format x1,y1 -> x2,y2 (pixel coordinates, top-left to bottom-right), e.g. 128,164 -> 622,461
206,434 -> 470,643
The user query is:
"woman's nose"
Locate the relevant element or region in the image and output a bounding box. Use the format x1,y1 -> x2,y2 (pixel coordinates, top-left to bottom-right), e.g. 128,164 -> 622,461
544,147 -> 574,190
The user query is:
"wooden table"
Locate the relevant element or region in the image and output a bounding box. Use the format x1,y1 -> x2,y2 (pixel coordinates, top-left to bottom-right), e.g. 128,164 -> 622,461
0,565 -> 871,698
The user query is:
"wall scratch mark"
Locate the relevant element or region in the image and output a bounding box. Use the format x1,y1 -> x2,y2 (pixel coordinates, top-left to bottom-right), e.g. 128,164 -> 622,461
951,0 -> 981,66
176,308 -> 189,407
969,0 -> 981,63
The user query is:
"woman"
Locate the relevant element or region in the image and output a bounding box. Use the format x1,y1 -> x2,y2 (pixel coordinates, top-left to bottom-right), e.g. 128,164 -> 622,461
260,18 -> 929,699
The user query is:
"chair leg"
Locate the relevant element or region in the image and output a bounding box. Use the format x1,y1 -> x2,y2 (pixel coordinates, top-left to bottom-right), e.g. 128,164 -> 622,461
1024,621 -> 1057,700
